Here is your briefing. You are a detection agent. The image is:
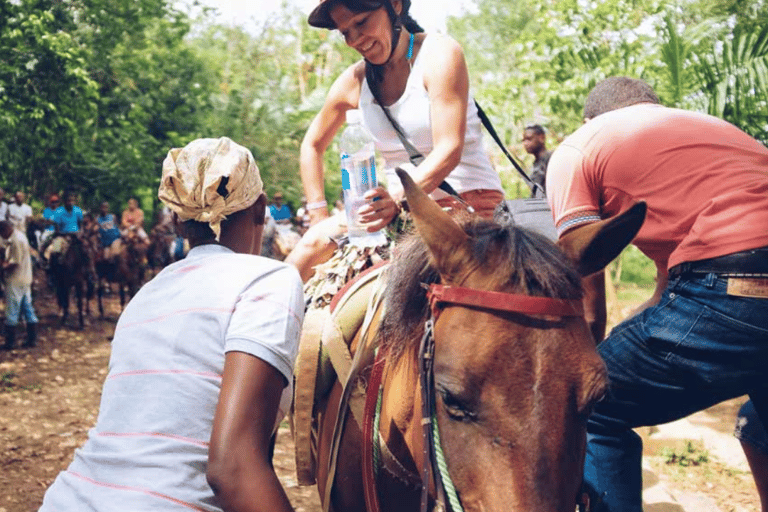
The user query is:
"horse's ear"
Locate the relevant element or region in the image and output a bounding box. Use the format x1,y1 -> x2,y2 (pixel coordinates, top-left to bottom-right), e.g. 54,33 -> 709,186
396,169 -> 472,278
557,202 -> 646,276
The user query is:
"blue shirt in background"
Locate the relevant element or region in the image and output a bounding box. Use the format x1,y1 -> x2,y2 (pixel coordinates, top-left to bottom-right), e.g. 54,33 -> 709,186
269,204 -> 292,221
53,206 -> 83,233
42,207 -> 57,231
97,213 -> 121,247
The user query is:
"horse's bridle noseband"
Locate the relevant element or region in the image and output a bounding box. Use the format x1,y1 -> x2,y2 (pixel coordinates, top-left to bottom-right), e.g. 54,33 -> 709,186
418,284 -> 584,512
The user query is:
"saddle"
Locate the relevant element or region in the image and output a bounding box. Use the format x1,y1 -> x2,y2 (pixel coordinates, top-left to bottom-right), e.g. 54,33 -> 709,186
291,261 -> 388,486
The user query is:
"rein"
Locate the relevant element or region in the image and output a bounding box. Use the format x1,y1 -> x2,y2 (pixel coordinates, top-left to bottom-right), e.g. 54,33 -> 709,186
418,284 -> 584,512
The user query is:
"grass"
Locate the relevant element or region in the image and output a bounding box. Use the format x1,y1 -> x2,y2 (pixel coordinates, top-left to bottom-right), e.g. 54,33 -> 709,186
661,440 -> 710,466
1,371 -> 17,390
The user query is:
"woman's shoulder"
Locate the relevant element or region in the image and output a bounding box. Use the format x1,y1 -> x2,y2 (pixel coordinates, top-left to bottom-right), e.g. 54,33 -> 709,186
420,32 -> 464,56
419,33 -> 467,83
327,60 -> 366,108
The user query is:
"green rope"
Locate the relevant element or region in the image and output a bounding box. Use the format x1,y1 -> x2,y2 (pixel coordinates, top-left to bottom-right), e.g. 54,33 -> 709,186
432,413 -> 465,512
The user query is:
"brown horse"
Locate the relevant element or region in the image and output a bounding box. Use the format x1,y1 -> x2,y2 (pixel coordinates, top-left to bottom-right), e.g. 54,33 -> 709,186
94,235 -> 145,317
309,170 -> 646,512
50,234 -> 95,329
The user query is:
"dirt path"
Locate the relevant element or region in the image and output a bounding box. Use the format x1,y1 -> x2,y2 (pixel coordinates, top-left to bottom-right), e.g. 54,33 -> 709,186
0,280 -> 760,511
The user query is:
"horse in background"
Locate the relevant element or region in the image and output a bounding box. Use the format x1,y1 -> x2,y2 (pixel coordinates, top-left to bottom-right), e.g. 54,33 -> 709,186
147,225 -> 186,273
306,170 -> 646,512
90,232 -> 146,318
49,234 -> 95,329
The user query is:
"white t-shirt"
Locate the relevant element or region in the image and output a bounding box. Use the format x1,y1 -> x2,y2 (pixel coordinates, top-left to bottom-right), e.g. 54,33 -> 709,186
359,33 -> 503,199
39,244 -> 305,511
7,202 -> 33,232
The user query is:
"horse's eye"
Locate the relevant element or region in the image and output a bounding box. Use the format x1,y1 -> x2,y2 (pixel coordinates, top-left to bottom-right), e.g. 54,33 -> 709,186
439,389 -> 477,422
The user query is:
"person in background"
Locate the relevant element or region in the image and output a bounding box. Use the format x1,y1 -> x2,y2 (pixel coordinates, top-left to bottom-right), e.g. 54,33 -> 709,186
96,202 -> 122,260
39,194 -> 59,246
53,192 -> 83,235
545,76 -> 768,512
522,124 -> 552,197
38,136 -> 304,512
0,188 -> 8,222
294,197 -> 311,234
7,191 -> 33,235
1,220 -> 38,349
120,197 -> 149,242
269,192 -> 293,226
40,192 -> 83,264
287,0 -> 505,282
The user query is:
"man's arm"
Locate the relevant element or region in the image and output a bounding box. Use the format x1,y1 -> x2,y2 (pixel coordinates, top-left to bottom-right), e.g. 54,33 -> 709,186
625,262 -> 668,319
582,271 -> 607,343
208,351 -> 294,512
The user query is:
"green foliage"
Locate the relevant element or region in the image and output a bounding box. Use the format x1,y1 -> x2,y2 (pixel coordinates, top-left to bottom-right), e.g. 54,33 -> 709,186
2,0 -> 764,218
0,0 -> 215,216
661,440 -> 710,466
0,0 -> 98,196
618,245 -> 656,286
692,23 -> 768,142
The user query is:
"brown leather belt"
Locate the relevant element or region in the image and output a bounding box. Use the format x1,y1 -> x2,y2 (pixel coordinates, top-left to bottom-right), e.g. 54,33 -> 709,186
669,246 -> 768,277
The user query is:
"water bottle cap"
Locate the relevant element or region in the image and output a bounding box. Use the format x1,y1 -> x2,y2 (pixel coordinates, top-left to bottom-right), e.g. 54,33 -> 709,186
346,109 -> 362,124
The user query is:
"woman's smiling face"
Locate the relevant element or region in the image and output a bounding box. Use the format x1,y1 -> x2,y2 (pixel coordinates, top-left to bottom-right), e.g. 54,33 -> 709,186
330,3 -> 396,65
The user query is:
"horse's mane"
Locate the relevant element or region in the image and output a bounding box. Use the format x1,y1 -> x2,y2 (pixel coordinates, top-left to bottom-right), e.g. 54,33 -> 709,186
378,216 -> 583,363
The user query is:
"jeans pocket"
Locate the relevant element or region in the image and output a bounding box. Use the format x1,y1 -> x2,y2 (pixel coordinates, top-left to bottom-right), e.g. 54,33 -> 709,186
660,303 -> 768,386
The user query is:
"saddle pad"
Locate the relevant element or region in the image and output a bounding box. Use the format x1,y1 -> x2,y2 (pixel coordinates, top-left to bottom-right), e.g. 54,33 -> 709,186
292,262 -> 389,486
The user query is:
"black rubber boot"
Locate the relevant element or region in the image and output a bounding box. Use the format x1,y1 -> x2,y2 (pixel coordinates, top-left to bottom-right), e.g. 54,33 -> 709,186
24,323 -> 37,348
3,325 -> 16,350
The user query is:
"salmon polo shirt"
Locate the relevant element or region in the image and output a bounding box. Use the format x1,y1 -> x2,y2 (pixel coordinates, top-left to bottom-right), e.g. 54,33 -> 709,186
546,103 -> 768,270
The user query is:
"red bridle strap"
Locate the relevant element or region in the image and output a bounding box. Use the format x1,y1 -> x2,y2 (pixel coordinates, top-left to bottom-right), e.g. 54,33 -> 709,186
428,284 -> 584,320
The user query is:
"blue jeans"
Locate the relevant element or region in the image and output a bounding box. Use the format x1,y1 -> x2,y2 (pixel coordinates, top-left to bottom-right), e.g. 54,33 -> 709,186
735,400 -> 768,455
585,273 -> 768,512
4,284 -> 39,327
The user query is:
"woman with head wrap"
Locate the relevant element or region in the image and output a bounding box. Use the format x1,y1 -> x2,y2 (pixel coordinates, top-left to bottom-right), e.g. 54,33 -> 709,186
286,0 -> 504,281
39,137 -> 304,512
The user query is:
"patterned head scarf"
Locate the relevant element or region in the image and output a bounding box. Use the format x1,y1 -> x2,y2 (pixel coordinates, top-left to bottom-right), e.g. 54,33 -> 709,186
158,137 -> 263,241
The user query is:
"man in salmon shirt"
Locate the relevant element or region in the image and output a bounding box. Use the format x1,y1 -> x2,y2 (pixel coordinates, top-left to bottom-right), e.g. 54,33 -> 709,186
546,76 -> 768,512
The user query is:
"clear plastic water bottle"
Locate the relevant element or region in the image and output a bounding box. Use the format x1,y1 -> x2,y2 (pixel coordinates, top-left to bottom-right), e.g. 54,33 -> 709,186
339,109 -> 387,247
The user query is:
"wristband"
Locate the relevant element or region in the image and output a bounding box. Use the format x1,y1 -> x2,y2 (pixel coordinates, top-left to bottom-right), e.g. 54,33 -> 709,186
306,200 -> 328,210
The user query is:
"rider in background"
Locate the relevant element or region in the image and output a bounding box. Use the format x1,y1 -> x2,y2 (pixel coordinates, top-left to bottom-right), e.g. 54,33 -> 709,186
38,136 -> 304,512
120,197 -> 149,264
287,0 -> 504,282
120,198 -> 149,242
41,192 -> 83,264
96,201 -> 122,260
37,193 -> 59,248
269,192 -> 293,226
545,76 -> 768,512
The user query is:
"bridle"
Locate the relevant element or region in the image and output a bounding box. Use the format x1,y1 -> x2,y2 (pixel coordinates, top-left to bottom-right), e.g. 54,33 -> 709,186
418,284 -> 584,512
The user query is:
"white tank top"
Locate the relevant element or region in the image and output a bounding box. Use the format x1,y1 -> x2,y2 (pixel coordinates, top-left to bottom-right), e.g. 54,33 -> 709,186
359,34 -> 503,199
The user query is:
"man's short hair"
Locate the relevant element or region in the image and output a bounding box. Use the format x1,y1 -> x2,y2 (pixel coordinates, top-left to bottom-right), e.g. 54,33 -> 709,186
525,124 -> 546,136
584,77 -> 660,119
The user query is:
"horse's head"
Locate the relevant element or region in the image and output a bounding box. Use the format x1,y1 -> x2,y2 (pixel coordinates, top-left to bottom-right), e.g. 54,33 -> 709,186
386,170 -> 645,512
